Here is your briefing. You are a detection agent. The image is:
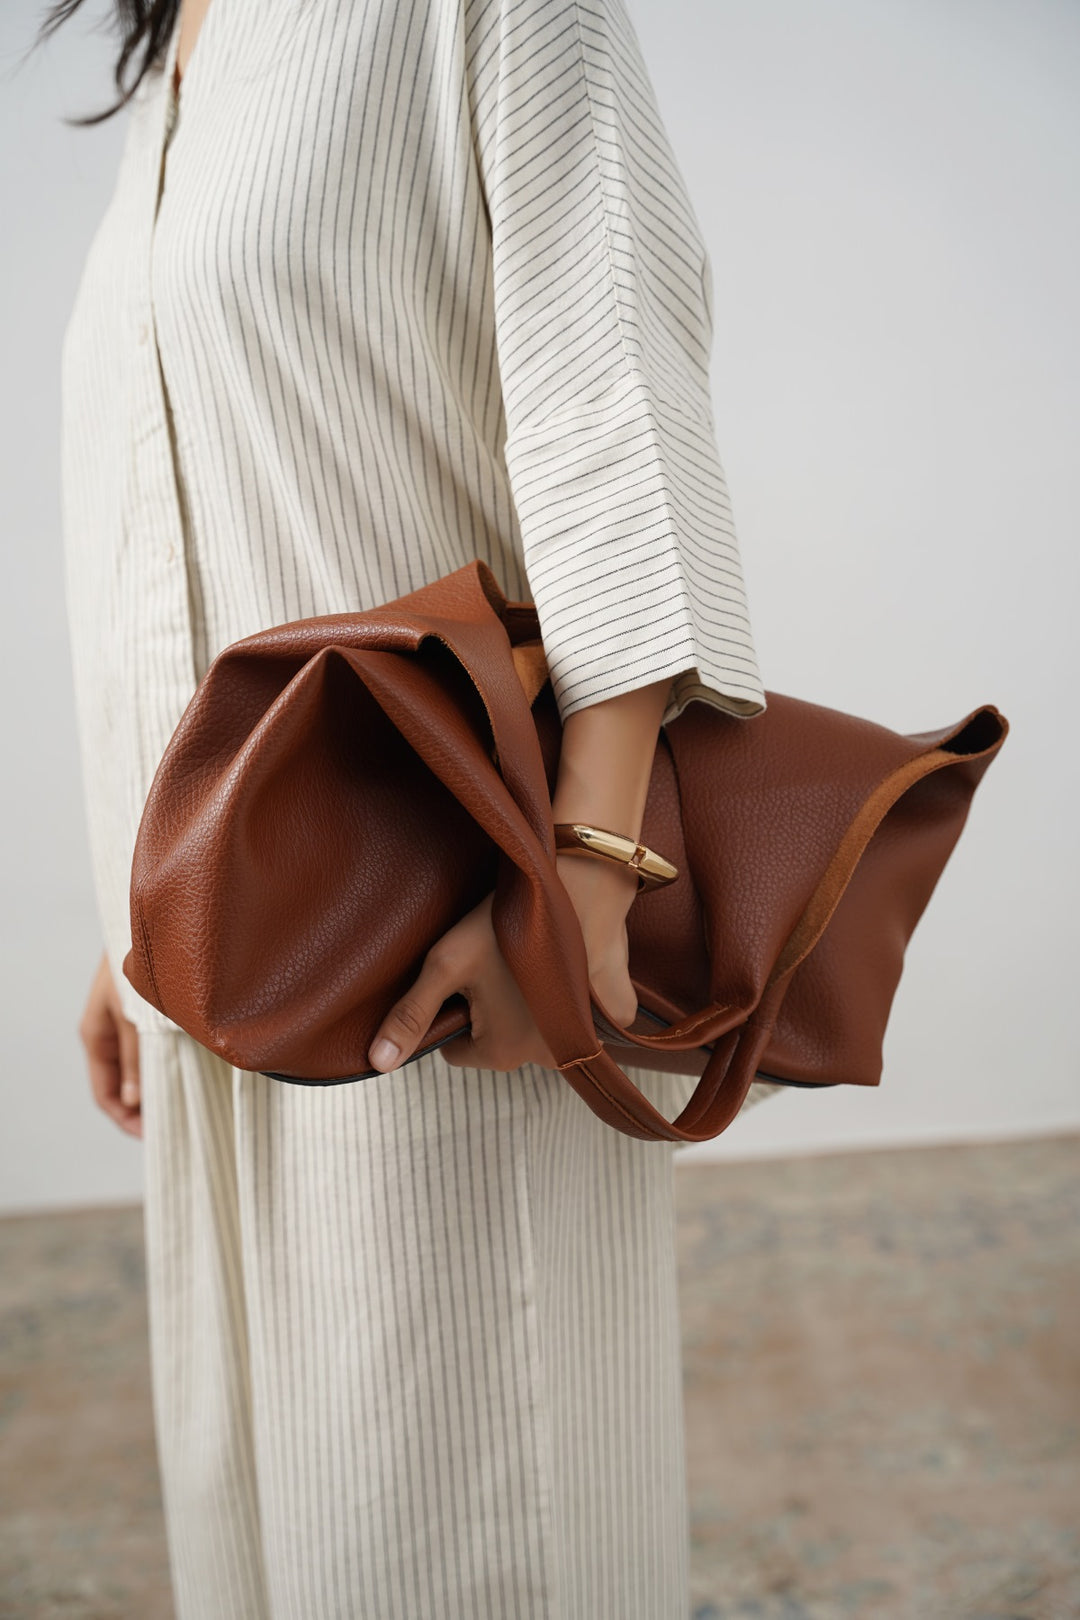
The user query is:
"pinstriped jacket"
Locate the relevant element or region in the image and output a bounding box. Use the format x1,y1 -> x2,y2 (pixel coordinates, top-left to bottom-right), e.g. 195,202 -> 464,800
60,0 -> 768,1034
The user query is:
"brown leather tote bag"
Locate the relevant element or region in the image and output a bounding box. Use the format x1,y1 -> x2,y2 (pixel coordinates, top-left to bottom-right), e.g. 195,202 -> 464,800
122,558 -> 1008,1142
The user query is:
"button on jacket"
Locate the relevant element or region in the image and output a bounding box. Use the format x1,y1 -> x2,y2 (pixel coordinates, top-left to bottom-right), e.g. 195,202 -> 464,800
60,0 -> 767,1036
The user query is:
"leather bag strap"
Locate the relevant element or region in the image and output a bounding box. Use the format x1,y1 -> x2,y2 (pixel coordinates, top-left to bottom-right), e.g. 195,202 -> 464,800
492,740 -> 969,1141
498,633 -> 993,1140
374,568 -> 1003,1143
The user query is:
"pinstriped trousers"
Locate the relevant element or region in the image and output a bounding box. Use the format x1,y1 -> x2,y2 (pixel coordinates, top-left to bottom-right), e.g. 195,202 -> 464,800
138,1025 -> 701,1620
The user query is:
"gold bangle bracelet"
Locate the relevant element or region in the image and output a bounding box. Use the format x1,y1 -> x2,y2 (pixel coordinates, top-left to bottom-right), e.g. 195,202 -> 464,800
552,822 -> 679,891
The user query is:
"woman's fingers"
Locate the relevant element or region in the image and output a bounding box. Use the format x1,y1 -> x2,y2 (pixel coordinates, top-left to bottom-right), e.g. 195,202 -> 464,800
366,890 -> 560,1076
438,981 -> 554,1072
82,1010 -> 142,1138
80,951 -> 143,1139
438,901 -> 557,1072
107,966 -> 142,1136
118,1016 -> 141,1112
368,940 -> 464,1071
585,951 -> 639,1031
82,1014 -> 124,1125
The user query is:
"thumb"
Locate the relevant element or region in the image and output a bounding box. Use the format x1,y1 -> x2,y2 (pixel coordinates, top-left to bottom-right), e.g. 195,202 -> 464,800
588,957 -> 639,1032
369,947 -> 461,1072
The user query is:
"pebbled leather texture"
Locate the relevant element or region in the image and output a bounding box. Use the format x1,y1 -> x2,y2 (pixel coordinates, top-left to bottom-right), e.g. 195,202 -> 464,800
122,558 -> 1009,1142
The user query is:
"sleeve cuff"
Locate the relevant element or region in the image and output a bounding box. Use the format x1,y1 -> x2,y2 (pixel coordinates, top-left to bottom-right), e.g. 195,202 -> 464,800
662,664 -> 767,729
503,371 -> 769,729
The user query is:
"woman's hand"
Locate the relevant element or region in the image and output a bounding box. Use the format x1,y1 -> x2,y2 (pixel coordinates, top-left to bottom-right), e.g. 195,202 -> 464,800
366,851 -> 640,1075
366,669 -> 673,1076
80,949 -> 143,1138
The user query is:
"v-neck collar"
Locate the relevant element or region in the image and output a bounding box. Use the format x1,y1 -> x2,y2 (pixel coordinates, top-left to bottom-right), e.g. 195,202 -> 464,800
162,0 -> 224,118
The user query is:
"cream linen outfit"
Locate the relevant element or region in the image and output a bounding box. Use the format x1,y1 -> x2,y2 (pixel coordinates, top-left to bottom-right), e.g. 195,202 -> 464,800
59,1 -> 779,1614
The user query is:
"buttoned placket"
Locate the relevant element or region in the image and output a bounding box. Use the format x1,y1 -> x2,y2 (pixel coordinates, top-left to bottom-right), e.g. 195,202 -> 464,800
123,36 -> 203,799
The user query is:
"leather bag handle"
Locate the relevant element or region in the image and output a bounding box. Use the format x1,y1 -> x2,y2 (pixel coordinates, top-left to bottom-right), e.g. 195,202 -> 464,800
493,739 -> 977,1141
455,617 -> 1001,1141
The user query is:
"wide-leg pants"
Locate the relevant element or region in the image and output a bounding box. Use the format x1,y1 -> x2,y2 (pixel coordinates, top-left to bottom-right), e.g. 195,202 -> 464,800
138,1026 -> 708,1620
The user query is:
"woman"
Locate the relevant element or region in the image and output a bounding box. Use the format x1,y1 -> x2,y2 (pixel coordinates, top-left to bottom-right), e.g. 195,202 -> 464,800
48,0 -> 777,1612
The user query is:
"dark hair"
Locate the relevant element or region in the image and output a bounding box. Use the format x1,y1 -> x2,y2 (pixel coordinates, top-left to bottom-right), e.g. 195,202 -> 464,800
34,0 -> 179,126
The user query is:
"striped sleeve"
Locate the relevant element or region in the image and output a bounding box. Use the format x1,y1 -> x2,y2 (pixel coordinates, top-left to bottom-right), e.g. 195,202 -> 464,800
464,0 -> 768,727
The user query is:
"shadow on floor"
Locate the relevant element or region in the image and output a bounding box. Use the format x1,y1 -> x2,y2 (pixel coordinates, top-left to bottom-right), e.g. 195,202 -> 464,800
1,1135 -> 1077,1619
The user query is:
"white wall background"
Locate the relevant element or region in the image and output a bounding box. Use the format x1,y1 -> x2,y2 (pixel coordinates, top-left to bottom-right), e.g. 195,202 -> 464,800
1,0 -> 1076,1214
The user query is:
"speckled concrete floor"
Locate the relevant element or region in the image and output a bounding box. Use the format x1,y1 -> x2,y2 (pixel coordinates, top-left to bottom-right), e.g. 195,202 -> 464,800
1,1135 -> 1077,1620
